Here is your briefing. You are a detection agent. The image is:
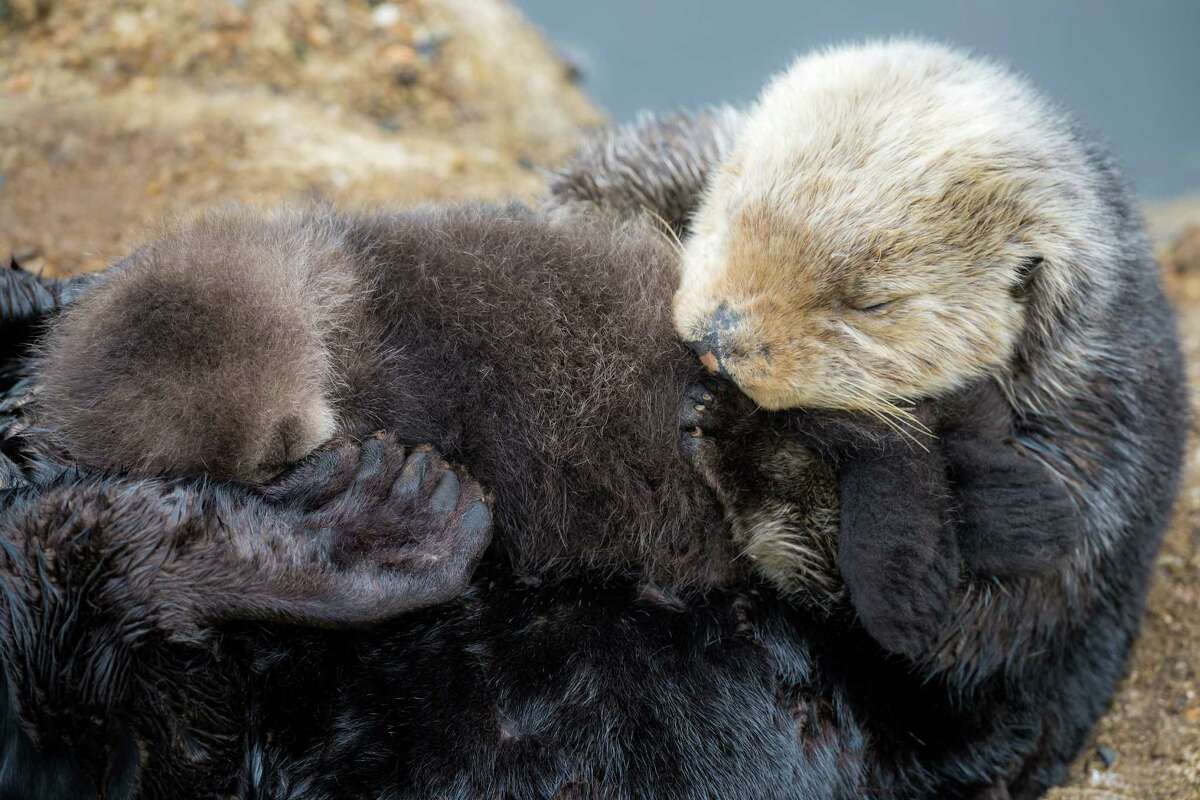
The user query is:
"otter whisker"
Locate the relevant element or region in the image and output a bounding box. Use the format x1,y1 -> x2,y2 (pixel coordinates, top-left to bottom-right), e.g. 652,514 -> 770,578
839,380 -> 932,447
643,206 -> 686,257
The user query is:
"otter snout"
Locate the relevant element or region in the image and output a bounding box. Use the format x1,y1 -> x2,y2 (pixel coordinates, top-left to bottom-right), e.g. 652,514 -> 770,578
684,303 -> 743,376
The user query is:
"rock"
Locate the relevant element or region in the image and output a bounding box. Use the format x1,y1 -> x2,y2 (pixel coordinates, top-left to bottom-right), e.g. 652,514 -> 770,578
0,0 -> 602,275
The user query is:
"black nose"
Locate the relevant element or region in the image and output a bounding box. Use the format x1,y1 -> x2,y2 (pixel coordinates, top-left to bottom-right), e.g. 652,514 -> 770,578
684,303 -> 742,376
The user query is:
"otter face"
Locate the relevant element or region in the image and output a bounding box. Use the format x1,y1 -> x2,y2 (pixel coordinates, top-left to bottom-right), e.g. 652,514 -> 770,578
674,191 -> 1033,412
670,39 -> 1105,413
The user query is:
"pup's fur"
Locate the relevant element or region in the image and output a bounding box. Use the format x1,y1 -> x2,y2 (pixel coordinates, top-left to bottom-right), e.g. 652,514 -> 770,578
30,204 -> 739,589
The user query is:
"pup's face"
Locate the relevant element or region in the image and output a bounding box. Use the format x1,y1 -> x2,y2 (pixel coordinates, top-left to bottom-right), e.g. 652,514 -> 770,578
674,181 -> 1032,411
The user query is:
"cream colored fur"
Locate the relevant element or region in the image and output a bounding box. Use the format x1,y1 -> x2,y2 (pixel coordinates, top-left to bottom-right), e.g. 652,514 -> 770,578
675,39 -> 1118,413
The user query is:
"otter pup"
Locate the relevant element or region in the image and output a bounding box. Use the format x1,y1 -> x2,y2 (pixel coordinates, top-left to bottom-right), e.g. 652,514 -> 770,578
667,40 -> 1188,682
29,204 -> 741,591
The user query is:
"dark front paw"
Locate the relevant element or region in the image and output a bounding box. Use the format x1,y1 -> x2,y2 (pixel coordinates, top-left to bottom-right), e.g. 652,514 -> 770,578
678,379 -> 756,483
841,535 -> 959,661
264,434 -> 493,621
837,461 -> 960,662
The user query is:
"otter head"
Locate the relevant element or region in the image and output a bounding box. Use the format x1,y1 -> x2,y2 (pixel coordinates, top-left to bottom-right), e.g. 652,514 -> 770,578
35,206 -> 354,483
673,41 -> 1089,412
674,176 -> 1041,411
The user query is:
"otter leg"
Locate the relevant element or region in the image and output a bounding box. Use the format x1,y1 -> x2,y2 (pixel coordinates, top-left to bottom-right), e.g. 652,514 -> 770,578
756,408 -> 964,661
1,437 -> 491,644
932,381 -> 1083,577
832,435 -> 961,660
252,433 -> 493,626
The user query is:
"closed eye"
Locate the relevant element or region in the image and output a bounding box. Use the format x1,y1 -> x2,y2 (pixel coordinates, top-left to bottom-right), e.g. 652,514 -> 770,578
853,299 -> 892,313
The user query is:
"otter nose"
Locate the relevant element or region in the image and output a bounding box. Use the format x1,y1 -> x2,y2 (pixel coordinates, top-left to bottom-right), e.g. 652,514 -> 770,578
684,303 -> 742,376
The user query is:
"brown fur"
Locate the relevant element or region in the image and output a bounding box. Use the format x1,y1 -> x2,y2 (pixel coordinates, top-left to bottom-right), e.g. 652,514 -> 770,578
33,210 -> 361,483
29,203 -> 738,589
674,40 -> 1108,417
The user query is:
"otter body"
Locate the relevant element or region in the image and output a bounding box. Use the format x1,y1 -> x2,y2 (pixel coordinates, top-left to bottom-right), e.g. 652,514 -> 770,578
5,220 -> 1046,800
667,41 -> 1125,672
3,184 -> 1178,797
11,41 -> 1187,795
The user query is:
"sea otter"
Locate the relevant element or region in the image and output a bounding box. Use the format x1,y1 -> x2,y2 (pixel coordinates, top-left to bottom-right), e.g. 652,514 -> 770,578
662,40 -> 1189,690
0,184 -> 1175,797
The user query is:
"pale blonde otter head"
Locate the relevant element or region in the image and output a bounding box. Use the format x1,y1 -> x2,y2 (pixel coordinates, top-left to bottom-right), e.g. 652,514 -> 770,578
675,40 -> 1109,412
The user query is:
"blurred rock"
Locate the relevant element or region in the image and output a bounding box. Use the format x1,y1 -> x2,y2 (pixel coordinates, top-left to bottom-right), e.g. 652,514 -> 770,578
0,0 -> 602,275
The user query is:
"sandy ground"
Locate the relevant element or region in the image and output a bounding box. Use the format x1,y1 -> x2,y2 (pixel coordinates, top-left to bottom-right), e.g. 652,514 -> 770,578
1,2 -> 1197,797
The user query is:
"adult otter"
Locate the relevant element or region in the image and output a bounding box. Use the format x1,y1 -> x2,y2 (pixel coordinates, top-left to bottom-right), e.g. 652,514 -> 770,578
551,40 -> 1188,793
664,39 -> 1189,689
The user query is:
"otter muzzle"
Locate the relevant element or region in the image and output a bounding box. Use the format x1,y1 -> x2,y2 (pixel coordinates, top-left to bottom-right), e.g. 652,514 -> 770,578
683,303 -> 742,377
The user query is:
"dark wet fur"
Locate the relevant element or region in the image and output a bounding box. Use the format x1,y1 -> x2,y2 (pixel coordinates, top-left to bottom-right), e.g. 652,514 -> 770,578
0,448 -> 1042,800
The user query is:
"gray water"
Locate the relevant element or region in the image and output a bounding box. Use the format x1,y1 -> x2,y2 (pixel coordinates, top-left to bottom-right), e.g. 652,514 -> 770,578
514,0 -> 1200,199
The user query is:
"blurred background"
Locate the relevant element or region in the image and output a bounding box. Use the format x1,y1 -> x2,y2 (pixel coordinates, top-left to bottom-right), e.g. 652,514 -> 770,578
515,0 -> 1200,199
0,3 -> 1197,797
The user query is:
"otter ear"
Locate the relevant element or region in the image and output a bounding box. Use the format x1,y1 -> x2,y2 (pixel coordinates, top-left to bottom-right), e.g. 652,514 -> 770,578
1011,256 -> 1044,301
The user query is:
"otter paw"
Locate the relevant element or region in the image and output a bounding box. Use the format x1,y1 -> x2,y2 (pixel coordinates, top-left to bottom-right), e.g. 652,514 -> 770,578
264,434 -> 492,613
678,379 -> 753,466
329,438 -> 493,576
